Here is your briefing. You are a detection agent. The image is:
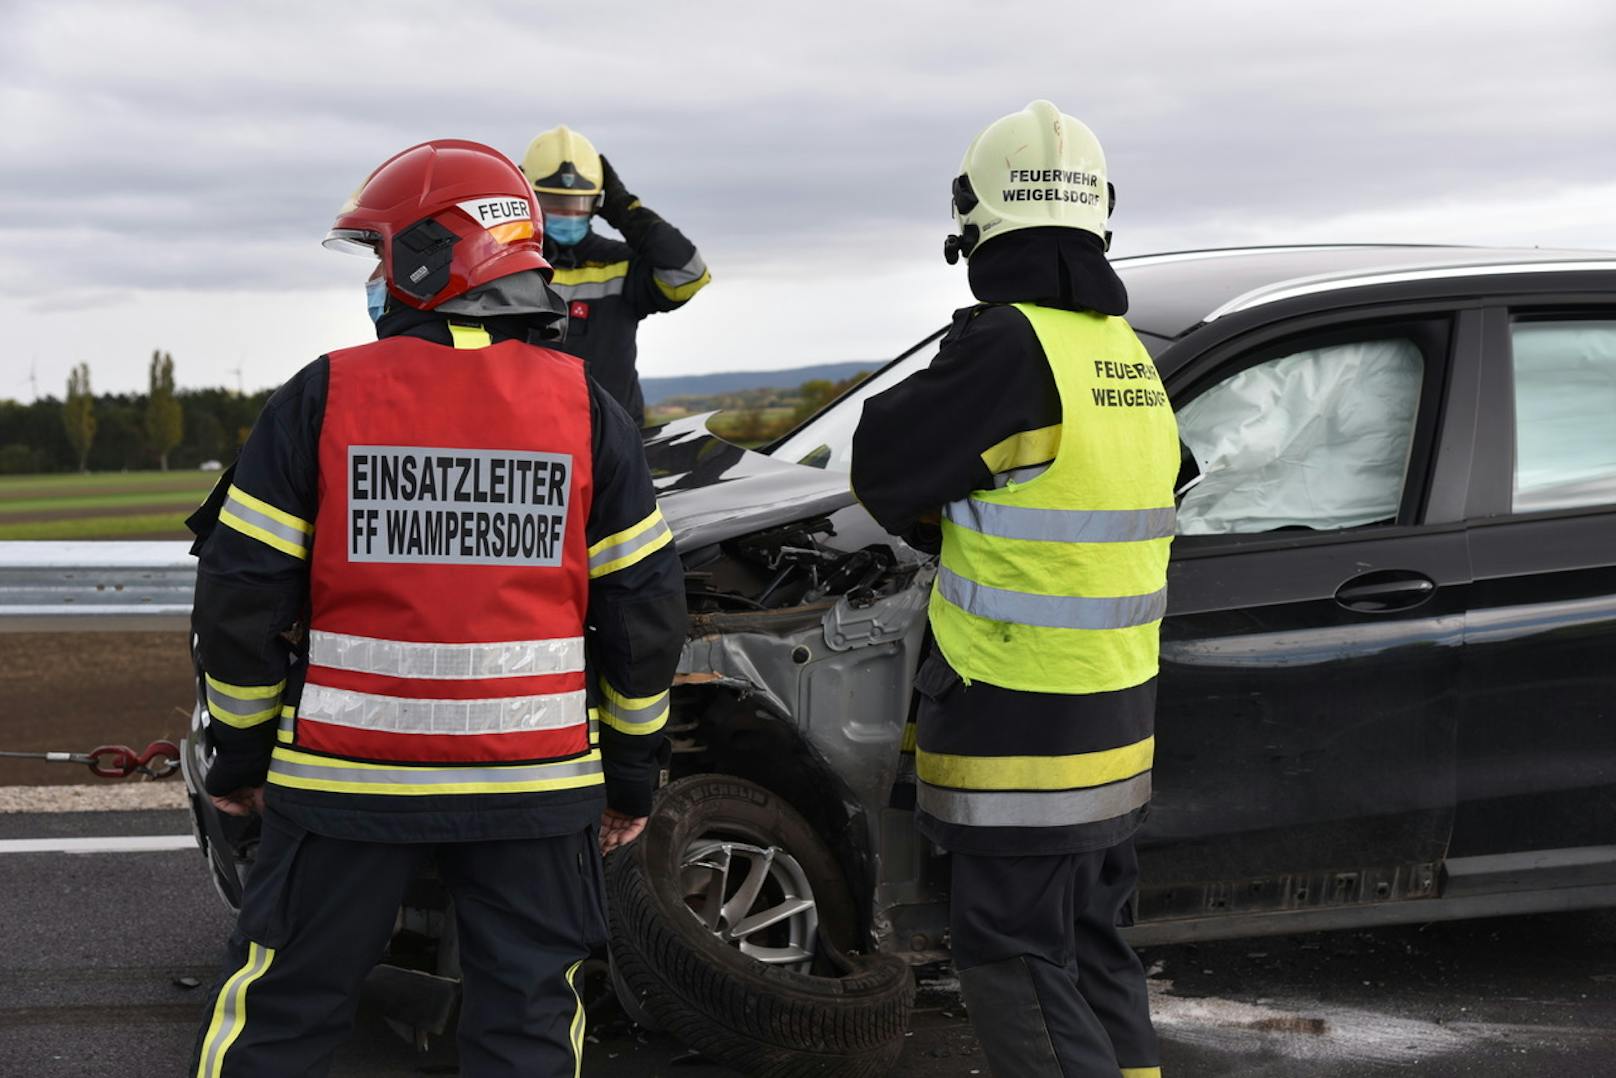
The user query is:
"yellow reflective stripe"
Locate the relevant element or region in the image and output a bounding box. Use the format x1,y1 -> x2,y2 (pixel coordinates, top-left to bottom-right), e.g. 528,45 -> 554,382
588,507 -> 674,578
226,485 -> 311,535
206,675 -> 285,700
567,959 -> 586,1078
448,323 -> 491,349
600,680 -> 664,710
900,722 -> 917,754
196,941 -> 276,1078
269,746 -> 600,774
274,746 -> 597,772
218,508 -> 309,561
981,425 -> 1062,475
1121,1068 -> 1162,1078
265,747 -> 605,796
204,675 -> 284,728
588,508 -> 664,558
209,706 -> 277,729
589,525 -> 672,578
916,735 -> 1154,792
550,261 -> 630,285
266,770 -> 603,796
598,678 -> 669,736
653,268 -> 711,302
275,727 -> 293,744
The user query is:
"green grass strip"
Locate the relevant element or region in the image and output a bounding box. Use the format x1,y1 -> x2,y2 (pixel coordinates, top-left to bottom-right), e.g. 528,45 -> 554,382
0,512 -> 195,540
0,470 -> 220,493
0,488 -> 211,515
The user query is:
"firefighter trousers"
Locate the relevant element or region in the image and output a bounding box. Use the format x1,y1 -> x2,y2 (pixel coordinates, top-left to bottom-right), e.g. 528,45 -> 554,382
950,837 -> 1161,1077
190,808 -> 607,1078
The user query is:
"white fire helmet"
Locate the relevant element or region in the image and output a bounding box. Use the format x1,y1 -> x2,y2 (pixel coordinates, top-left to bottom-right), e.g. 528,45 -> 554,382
945,100 -> 1115,264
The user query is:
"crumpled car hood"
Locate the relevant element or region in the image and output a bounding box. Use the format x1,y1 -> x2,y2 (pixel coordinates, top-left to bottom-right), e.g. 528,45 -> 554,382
642,414 -> 857,553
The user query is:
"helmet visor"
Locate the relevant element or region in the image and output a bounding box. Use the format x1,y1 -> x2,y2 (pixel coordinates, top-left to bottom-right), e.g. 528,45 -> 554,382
536,193 -> 596,218
322,228 -> 382,256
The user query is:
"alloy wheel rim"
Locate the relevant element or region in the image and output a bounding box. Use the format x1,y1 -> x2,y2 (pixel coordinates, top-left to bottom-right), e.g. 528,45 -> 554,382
679,838 -> 820,972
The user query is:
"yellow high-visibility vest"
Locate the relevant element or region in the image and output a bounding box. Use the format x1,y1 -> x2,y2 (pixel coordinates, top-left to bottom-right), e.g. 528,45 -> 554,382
930,303 -> 1180,695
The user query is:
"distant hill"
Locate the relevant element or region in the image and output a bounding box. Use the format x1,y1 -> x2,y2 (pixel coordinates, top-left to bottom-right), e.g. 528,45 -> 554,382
641,362 -> 882,406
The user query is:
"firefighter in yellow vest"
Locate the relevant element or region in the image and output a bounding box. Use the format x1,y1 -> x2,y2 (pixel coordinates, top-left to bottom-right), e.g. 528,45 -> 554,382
852,101 -> 1181,1077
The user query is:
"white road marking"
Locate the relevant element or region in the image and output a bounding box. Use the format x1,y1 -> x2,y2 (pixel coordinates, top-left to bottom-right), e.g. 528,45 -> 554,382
0,834 -> 195,855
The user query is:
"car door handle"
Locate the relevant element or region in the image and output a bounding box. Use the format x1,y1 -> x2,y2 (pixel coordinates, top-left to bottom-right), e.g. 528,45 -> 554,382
1334,570 -> 1437,613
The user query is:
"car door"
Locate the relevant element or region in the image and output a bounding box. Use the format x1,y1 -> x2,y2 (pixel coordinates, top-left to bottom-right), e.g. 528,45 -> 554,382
1138,305 -> 1479,927
1449,304 -> 1616,888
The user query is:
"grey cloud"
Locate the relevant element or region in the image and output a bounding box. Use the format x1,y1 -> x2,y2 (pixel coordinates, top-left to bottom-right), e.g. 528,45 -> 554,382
3,0 -> 1615,304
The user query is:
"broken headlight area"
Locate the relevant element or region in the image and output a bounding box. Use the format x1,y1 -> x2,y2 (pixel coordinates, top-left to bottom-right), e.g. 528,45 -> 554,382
682,516 -> 923,619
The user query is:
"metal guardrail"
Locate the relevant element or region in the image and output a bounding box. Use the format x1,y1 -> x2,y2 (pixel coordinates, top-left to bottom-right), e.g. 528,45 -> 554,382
0,541 -> 194,631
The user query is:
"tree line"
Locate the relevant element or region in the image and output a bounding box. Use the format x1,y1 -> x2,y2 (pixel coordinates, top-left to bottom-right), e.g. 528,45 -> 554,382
1,352 -> 273,474
2,362 -> 870,474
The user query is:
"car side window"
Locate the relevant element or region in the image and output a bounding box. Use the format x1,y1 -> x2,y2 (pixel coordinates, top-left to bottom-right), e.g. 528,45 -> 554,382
1175,337 -> 1424,535
1511,318 -> 1616,513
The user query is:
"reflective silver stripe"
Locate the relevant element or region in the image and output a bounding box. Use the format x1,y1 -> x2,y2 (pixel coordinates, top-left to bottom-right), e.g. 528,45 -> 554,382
309,631 -> 585,679
299,684 -> 586,735
221,494 -> 310,554
652,251 -> 708,287
198,940 -> 273,1078
588,515 -> 672,573
991,462 -> 1051,488
550,277 -> 627,301
268,754 -> 603,788
205,683 -> 279,721
936,566 -> 1166,630
917,772 -> 1152,828
945,500 -> 1176,543
600,689 -> 669,729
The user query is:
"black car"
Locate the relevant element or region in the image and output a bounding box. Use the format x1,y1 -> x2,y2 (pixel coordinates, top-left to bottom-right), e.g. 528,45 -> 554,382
186,244 -> 1616,1075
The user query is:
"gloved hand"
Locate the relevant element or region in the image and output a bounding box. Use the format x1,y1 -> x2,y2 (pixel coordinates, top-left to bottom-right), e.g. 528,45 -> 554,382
598,155 -> 638,230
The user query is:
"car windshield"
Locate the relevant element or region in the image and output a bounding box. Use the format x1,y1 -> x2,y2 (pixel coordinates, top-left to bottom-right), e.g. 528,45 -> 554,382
765,324 -> 1172,474
766,332 -> 945,472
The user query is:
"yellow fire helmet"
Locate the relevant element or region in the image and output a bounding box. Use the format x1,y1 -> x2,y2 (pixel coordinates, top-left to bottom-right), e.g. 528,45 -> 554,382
945,100 -> 1114,264
520,125 -> 605,202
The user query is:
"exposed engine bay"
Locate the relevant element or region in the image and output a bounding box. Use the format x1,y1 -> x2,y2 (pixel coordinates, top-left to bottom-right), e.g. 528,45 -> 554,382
683,515 -> 922,618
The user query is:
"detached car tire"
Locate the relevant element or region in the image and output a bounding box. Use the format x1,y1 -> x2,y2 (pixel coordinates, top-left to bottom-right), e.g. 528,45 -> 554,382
606,774 -> 914,1077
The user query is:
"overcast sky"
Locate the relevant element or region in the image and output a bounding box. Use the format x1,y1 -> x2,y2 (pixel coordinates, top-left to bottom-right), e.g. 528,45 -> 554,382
4,0 -> 1615,399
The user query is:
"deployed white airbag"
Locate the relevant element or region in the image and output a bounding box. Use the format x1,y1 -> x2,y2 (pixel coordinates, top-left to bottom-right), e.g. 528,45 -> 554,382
1176,338 -> 1423,534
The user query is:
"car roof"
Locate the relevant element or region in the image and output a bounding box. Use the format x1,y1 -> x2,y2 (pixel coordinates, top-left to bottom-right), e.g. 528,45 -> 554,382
1113,244 -> 1616,338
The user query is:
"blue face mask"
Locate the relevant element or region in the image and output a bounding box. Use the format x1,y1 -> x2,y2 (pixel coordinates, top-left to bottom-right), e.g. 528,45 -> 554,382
548,215 -> 590,247
366,276 -> 388,324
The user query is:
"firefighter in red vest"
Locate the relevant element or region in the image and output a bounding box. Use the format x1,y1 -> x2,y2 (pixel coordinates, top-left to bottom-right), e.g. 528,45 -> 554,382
186,139 -> 686,1077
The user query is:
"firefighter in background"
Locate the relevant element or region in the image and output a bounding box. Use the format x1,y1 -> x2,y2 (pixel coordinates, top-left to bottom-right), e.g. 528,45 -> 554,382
852,102 -> 1181,1076
187,139 -> 685,1077
520,125 -> 711,426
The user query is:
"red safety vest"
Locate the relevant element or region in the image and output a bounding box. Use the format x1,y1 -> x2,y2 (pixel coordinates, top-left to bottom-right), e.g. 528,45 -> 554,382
289,332 -> 594,771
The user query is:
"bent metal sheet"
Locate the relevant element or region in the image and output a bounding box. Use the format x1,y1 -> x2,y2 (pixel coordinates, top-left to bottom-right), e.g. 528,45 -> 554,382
347,445 -> 573,567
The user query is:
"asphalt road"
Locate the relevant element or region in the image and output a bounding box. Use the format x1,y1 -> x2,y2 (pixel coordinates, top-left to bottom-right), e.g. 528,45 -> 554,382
4,808 -> 1616,1076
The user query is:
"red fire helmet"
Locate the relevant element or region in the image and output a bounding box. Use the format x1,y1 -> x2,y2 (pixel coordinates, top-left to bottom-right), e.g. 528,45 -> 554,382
323,139 -> 551,310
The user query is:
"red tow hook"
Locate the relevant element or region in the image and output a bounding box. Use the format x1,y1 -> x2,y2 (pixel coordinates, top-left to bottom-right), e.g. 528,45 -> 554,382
86,740 -> 182,779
